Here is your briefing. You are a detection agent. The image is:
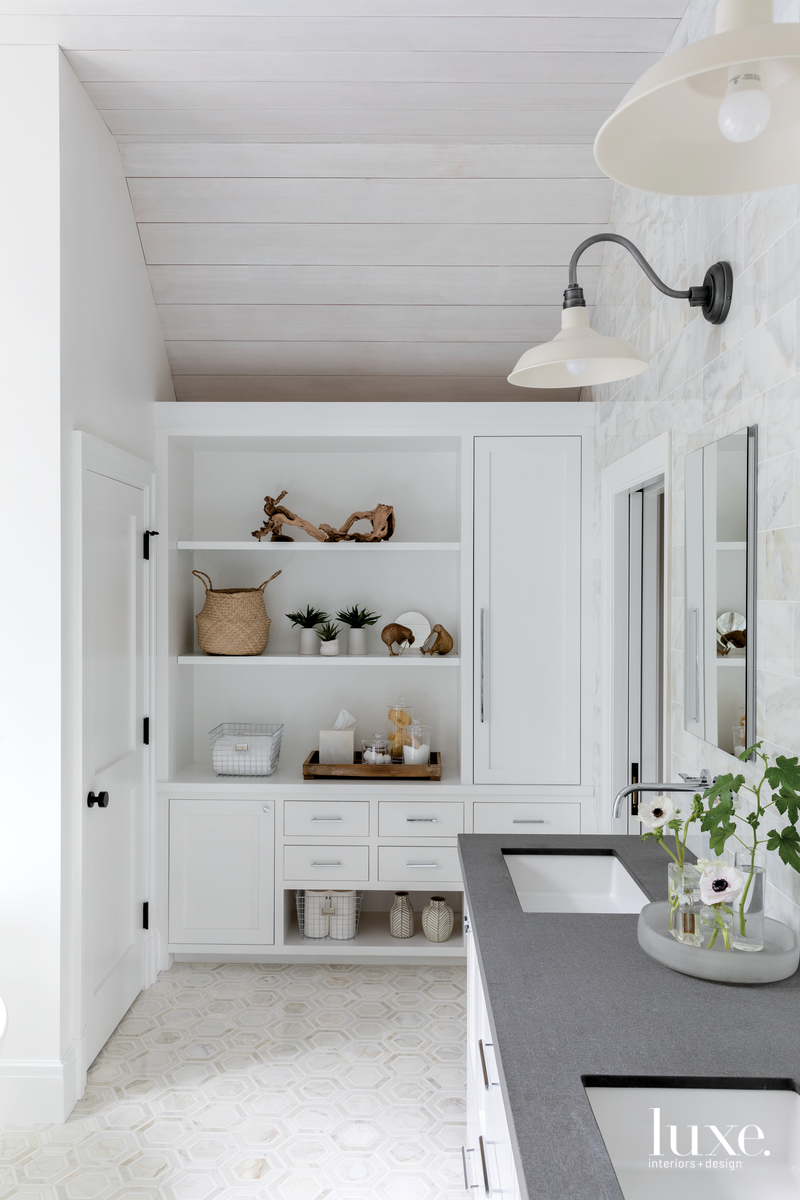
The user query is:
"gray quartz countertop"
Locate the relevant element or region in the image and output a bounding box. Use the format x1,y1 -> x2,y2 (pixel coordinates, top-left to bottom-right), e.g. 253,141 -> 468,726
457,834 -> 800,1200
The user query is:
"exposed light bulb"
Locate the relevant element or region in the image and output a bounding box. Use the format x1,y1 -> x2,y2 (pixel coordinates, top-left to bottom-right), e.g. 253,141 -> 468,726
718,63 -> 771,143
565,359 -> 589,376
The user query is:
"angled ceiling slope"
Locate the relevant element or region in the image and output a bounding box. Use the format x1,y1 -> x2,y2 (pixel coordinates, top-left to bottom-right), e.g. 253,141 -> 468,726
2,1 -> 686,402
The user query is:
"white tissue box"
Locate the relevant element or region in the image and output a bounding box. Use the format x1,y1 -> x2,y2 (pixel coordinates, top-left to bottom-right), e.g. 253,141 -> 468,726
319,729 -> 354,764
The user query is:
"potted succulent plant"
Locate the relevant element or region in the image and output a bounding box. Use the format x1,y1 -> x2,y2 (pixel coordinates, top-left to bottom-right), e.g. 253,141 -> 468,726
286,605 -> 329,655
336,605 -> 381,656
316,621 -> 342,657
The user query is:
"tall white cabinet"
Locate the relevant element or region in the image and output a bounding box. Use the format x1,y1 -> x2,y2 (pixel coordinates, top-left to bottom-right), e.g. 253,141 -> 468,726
473,436 -> 582,785
153,403 -> 594,968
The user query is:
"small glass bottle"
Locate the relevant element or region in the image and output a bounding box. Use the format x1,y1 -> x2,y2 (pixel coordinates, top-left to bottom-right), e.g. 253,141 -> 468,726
362,733 -> 392,766
403,722 -> 431,766
387,698 -> 414,762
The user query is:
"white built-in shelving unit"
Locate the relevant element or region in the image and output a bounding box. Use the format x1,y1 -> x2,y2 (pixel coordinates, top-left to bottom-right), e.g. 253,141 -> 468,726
154,403 -> 596,964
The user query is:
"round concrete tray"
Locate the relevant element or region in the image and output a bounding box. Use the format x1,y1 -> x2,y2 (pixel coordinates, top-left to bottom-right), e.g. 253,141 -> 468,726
638,901 -> 800,984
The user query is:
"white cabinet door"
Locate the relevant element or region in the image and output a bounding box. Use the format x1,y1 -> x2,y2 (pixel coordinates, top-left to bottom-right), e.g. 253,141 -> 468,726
169,800 -> 274,945
474,436 -> 582,785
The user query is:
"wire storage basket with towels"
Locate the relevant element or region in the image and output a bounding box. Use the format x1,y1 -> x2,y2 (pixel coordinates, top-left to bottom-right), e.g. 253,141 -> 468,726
296,889 -> 364,941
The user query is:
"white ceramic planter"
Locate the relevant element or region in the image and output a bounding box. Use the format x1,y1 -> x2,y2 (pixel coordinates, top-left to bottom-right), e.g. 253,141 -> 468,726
347,627 -> 367,656
298,628 -> 319,655
319,639 -> 340,656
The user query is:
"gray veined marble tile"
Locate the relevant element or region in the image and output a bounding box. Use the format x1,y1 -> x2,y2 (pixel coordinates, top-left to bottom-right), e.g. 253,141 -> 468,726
759,451 -> 795,529
743,185 -> 799,269
742,302 -> 796,400
759,601 -> 795,676
765,526 -> 800,601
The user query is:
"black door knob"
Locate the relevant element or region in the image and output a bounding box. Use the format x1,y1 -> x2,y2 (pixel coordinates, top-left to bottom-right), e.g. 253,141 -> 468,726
87,791 -> 109,808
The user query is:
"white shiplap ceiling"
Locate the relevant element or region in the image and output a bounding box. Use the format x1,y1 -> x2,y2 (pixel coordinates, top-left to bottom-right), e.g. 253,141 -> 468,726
1,2 -> 687,403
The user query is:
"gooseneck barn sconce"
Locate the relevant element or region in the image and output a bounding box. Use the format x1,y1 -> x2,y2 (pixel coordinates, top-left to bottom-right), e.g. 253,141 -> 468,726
507,233 -> 733,390
594,0 -> 800,196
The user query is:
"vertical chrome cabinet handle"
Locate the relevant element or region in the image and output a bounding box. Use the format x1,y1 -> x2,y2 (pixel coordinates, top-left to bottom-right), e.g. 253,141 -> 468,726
478,1135 -> 491,1194
480,608 -> 485,723
694,606 -> 700,721
478,1039 -> 490,1089
461,1146 -> 478,1190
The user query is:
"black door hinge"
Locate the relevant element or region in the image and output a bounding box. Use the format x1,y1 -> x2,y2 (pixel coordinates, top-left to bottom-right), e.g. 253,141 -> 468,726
143,717 -> 150,745
143,901 -> 149,930
630,762 -> 639,816
143,530 -> 159,560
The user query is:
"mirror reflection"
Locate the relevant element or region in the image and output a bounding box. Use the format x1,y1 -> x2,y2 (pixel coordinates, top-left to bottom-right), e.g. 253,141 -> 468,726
684,427 -> 756,756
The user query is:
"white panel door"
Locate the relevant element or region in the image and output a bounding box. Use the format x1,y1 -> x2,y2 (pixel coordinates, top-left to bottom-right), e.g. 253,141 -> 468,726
82,468 -> 147,1071
474,437 -> 581,785
169,800 -> 274,945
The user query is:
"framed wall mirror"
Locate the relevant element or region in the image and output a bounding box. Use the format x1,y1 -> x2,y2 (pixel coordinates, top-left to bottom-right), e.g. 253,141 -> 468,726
684,426 -> 757,757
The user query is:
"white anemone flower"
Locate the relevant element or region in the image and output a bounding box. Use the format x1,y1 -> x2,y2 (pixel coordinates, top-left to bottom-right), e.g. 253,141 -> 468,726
699,864 -> 745,906
640,795 -> 676,830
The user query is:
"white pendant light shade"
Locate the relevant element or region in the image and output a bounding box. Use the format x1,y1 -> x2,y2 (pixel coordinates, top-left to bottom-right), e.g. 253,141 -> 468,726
594,0 -> 800,196
507,307 -> 648,390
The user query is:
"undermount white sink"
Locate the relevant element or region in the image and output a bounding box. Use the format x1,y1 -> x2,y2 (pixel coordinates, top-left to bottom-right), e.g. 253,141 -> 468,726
503,852 -> 649,914
586,1082 -> 800,1198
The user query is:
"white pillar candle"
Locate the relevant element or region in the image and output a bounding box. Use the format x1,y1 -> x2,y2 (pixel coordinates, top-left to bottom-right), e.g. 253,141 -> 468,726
329,889 -> 358,940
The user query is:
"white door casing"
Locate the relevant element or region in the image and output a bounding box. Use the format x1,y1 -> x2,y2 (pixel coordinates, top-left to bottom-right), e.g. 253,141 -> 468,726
76,434 -> 155,1075
473,436 -> 582,786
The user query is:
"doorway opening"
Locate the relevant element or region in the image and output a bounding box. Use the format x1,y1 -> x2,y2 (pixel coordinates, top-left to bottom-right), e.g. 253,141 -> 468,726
611,479 -> 666,834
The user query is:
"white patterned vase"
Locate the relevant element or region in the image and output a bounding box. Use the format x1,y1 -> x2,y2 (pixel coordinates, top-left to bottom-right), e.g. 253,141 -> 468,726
422,896 -> 454,943
389,892 -> 414,939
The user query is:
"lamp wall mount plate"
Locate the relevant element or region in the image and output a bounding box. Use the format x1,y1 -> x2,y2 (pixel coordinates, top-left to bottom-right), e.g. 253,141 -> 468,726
594,0 -> 800,196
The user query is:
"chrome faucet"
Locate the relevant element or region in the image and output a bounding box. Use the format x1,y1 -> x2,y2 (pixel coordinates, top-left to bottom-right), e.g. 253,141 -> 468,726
612,770 -> 712,820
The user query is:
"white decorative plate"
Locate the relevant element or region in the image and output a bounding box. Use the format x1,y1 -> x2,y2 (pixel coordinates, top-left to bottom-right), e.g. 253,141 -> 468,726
394,611 -> 431,652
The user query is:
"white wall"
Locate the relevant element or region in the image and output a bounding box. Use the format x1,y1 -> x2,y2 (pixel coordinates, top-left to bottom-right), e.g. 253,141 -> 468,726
591,0 -> 800,929
0,46 -> 170,1122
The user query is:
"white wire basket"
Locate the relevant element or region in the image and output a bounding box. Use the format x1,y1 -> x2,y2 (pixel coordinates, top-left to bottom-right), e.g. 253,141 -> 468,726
296,889 -> 364,941
209,722 -> 283,776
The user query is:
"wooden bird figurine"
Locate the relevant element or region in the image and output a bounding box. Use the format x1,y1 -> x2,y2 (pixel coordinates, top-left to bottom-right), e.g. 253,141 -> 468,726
381,623 -> 414,656
420,624 -> 454,656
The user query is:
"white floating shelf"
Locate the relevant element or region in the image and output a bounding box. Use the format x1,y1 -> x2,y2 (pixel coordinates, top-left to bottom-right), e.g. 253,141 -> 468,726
178,540 -> 460,552
716,657 -> 746,666
178,653 -> 459,666
716,541 -> 746,551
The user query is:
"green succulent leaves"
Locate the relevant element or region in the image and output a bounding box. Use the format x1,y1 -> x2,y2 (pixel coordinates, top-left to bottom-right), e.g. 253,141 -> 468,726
285,606 -> 330,628
336,605 -> 381,628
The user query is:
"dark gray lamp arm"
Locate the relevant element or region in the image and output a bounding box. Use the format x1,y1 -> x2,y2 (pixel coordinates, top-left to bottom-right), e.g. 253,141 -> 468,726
568,233 -> 690,299
564,233 -> 733,325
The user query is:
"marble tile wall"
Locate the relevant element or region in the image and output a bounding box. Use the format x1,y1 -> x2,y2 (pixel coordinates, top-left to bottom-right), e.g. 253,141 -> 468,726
590,0 -> 800,928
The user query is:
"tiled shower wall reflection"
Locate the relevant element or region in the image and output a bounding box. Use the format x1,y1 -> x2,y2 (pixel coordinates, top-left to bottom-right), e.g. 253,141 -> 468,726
590,0 -> 800,928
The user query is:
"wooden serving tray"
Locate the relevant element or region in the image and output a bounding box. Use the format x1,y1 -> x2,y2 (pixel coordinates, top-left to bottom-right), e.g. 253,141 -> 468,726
303,750 -> 442,782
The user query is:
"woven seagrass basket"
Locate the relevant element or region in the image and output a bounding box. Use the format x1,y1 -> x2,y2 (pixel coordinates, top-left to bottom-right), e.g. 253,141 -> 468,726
193,569 -> 281,656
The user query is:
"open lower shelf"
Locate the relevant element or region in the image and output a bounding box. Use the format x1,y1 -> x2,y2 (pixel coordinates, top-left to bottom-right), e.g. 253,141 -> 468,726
178,652 -> 459,666
283,908 -> 464,954
178,540 -> 460,552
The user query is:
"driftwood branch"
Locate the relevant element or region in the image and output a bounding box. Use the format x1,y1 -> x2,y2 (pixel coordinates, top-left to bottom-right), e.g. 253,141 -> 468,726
252,491 -> 395,543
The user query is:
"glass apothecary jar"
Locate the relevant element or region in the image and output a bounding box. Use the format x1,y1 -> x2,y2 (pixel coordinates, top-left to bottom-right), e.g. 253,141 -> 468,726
387,698 -> 414,762
403,722 -> 431,766
667,863 -> 704,946
362,733 -> 393,765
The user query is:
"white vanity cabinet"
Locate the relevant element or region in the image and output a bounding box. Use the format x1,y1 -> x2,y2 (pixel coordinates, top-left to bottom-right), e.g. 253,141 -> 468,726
473,436 -> 582,786
465,912 -> 521,1198
169,799 -> 275,946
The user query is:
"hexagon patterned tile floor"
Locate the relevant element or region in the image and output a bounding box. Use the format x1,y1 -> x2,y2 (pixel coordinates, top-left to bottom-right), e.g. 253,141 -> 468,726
1,962 -> 467,1200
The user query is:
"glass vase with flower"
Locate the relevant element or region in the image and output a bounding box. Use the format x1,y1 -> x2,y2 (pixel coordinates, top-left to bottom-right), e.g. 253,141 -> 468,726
640,793 -> 705,945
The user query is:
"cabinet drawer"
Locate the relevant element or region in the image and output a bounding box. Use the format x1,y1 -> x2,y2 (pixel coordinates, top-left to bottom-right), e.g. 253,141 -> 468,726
378,845 -> 461,884
379,801 -> 463,837
284,800 -> 369,837
473,802 -> 580,834
283,844 -> 369,881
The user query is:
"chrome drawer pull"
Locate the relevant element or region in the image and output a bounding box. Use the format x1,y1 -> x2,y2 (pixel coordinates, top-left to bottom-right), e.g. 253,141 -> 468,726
311,860 -> 342,866
478,1039 -> 490,1089
406,862 -> 438,868
478,1135 -> 490,1194
512,819 -> 545,824
407,817 -> 437,822
311,817 -> 343,821
462,1146 -> 478,1190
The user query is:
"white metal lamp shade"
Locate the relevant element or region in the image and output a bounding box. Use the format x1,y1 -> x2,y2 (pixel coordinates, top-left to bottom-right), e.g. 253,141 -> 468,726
507,307 -> 648,390
594,0 -> 800,195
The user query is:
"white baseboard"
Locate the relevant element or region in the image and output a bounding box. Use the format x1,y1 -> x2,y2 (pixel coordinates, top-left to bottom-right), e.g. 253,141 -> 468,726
0,1039 -> 81,1123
